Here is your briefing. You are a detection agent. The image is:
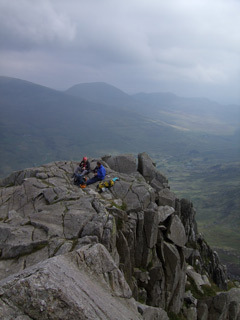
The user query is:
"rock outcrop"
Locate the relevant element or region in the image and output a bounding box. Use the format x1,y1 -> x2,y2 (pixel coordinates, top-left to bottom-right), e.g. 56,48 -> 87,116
0,152 -> 238,319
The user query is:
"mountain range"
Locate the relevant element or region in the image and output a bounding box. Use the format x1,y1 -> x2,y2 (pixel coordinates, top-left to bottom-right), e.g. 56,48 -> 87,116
0,75 -> 239,276
0,76 -> 239,177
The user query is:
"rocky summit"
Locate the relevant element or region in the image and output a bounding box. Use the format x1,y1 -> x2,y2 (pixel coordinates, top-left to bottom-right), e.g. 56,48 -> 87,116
0,152 -> 239,320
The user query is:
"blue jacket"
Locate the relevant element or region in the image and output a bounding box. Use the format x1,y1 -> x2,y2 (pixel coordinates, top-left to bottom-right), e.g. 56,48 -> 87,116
97,165 -> 106,180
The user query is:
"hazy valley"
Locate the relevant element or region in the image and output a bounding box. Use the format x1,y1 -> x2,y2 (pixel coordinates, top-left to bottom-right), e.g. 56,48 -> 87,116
0,76 -> 239,278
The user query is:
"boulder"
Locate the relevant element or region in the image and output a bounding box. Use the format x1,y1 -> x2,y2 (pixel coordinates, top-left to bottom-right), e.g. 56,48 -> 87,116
167,215 -> 187,247
207,288 -> 240,320
195,235 -> 228,290
157,188 -> 176,208
0,244 -> 141,320
186,266 -> 210,293
144,209 -> 159,248
180,199 -> 198,243
163,242 -> 186,313
158,205 -> 175,223
138,152 -> 168,190
102,154 -> 137,174
146,265 -> 165,308
111,179 -> 155,212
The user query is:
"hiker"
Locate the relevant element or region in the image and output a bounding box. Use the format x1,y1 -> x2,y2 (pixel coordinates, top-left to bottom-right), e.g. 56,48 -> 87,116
73,156 -> 90,185
86,161 -> 106,186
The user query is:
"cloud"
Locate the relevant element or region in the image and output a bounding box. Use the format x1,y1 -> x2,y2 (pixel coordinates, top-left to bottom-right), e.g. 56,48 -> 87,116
0,0 -> 76,50
0,0 -> 239,104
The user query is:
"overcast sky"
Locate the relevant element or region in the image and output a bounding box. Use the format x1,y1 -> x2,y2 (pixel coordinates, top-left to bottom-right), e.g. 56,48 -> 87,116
0,0 -> 239,104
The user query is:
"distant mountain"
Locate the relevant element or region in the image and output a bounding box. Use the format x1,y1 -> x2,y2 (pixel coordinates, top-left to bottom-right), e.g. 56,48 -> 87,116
1,76 -> 239,177
0,76 -> 186,177
65,82 -> 138,108
132,92 -> 240,135
65,82 -> 240,135
0,78 -> 118,174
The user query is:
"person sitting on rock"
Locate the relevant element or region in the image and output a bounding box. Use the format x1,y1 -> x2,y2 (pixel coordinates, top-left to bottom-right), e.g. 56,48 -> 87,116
86,161 -> 106,186
73,157 -> 90,185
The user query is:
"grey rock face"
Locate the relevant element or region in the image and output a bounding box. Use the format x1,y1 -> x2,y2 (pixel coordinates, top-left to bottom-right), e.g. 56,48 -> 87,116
138,152 -> 168,190
157,205 -> 175,222
167,214 -> 187,247
163,242 -> 186,312
0,244 -> 141,320
180,198 -> 198,243
102,154 -> 137,174
157,188 -> 176,207
206,288 -> 240,320
0,153 -> 232,319
180,199 -> 228,290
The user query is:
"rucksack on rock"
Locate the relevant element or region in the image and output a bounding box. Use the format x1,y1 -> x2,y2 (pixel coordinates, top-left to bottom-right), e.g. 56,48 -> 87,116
98,179 -> 114,191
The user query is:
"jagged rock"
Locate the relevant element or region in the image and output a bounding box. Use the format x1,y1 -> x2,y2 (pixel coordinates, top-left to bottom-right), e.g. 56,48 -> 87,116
144,209 -> 159,248
0,244 -> 141,319
167,214 -> 187,247
157,188 -> 176,207
116,229 -> 132,284
102,154 -> 137,174
207,288 -> 240,320
180,199 -> 198,244
158,205 -> 175,223
186,266 -> 210,293
138,152 -> 168,190
180,199 -> 228,290
163,242 -> 186,313
195,235 -> 228,290
0,153 -> 232,319
145,264 -> 165,308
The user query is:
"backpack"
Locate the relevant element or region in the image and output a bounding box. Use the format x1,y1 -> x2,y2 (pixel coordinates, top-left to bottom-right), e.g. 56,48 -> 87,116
98,179 -> 114,192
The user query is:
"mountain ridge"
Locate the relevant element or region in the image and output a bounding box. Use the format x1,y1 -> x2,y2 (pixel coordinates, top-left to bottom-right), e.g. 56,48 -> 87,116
0,152 -> 239,319
64,79 -> 239,135
65,81 -> 137,107
3,75 -> 237,178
